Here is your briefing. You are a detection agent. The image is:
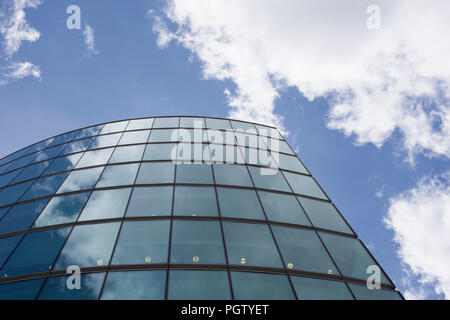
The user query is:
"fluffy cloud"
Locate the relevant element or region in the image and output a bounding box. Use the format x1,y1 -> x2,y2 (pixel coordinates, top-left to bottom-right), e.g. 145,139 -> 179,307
384,171 -> 450,299
4,61 -> 40,79
83,23 -> 98,57
153,0 -> 450,161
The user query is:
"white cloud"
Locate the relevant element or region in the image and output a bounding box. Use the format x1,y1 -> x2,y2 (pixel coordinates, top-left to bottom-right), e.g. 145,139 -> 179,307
4,61 -> 40,79
384,171 -> 450,299
152,0 -> 450,161
83,23 -> 98,56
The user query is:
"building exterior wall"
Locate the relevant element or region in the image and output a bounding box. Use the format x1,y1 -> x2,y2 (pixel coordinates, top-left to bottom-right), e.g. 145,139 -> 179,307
0,116 -> 402,300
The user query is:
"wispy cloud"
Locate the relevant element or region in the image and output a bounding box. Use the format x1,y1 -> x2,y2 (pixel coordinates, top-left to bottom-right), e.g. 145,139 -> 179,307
4,61 -> 40,79
82,23 -> 98,57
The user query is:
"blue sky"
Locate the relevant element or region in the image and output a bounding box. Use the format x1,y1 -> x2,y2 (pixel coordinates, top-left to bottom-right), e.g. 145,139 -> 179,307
1,0 -> 450,299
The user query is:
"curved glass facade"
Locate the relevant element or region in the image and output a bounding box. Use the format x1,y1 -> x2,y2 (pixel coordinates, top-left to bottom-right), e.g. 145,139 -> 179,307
0,116 -> 402,300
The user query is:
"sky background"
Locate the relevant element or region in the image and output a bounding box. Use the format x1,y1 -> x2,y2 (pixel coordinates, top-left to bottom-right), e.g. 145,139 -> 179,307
1,0 -> 449,299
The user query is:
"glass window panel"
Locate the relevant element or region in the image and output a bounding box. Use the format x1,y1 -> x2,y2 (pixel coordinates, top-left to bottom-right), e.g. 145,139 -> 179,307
136,162 -> 175,184
47,132 -> 76,147
0,199 -> 49,235
170,220 -> 225,264
73,125 -> 103,139
20,143 -> 44,156
258,191 -> 311,226
210,145 -> 245,164
101,270 -> 166,300
143,143 -> 176,161
348,283 -> 402,300
248,166 -> 291,192
118,130 -> 150,145
168,270 -> 230,300
180,117 -> 205,128
175,163 -> 213,184
178,129 -> 208,143
0,169 -> 22,188
20,172 -> 69,201
269,139 -> 295,155
56,167 -> 104,193
205,118 -> 232,130
0,181 -> 33,207
173,186 -> 218,217
112,220 -> 169,265
33,192 -> 90,228
291,276 -> 353,300
213,164 -> 253,187
11,160 -> 51,184
284,172 -> 327,199
60,137 -> 94,155
0,207 -> 8,220
126,118 -> 154,131
75,148 -> 114,168
126,186 -> 172,217
276,154 -> 308,174
0,235 -> 23,267
235,132 -> 259,149
319,232 -> 392,285
42,153 -> 82,175
176,143 -> 210,162
3,153 -> 37,173
0,278 -> 45,300
242,148 -> 277,168
33,144 -> 66,162
256,125 -> 283,139
54,222 -> 120,269
217,188 -> 265,220
89,133 -> 122,149
38,272 -> 105,300
100,121 -> 129,134
298,197 -> 353,234
78,188 -> 131,221
95,163 -> 139,187
223,221 -> 283,268
108,145 -> 145,163
152,117 -> 179,128
148,129 -> 178,142
231,120 -> 257,131
272,226 -> 338,275
231,272 -> 295,300
1,227 -> 70,277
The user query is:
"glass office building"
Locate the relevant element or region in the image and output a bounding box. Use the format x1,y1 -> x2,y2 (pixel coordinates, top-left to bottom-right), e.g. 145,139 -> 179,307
0,116 -> 402,300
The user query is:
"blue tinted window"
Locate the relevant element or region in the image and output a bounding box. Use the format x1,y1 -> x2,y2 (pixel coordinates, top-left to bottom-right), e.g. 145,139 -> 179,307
217,187 -> 265,220
89,133 -> 122,149
108,145 -> 145,163
20,172 -> 69,201
0,278 -> 45,300
3,153 -> 37,173
0,181 -> 33,207
118,130 -> 150,145
33,144 -> 66,162
231,272 -> 295,300
42,153 -> 82,175
258,191 -> 310,226
173,186 -> 218,217
136,162 -> 175,184
78,188 -> 131,221
291,276 -> 353,300
126,186 -> 172,217
213,164 -> 253,187
60,137 -> 94,155
0,235 -> 23,267
73,125 -> 103,139
76,148 -> 114,168
56,167 -> 104,193
283,172 -> 328,200
48,132 -> 76,147
1,227 -> 70,277
276,154 -> 308,174
100,121 -> 128,134
11,161 -> 51,184
248,166 -> 290,192
0,199 -> 49,235
143,143 -> 176,161
0,170 -> 22,188
175,163 -> 213,184
95,163 -> 139,187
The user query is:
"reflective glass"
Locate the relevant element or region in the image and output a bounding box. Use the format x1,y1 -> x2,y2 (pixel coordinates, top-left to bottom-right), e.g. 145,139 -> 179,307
175,163 -> 213,184
210,145 -> 244,164
258,191 -> 311,226
148,129 -> 178,142
89,133 -> 122,149
20,172 -> 69,201
178,129 -> 208,143
126,186 -> 172,217
0,235 -> 22,267
0,181 -> 33,207
272,226 -> 338,275
205,118 -> 232,130
42,153 -> 82,175
276,154 -> 308,174
73,125 -> 103,139
33,144 -> 66,162
152,117 -> 179,128
0,199 -> 49,235
60,137 -> 94,155
54,222 -> 120,269
217,188 -> 265,220
231,120 -> 256,131
270,139 -> 295,155
108,145 -> 145,163
136,162 -> 175,184
11,160 -> 51,184
95,163 -> 139,187
0,278 -> 45,300
173,186 -> 218,217
170,220 -> 225,264
101,270 -> 166,300
291,276 -> 353,300
126,118 -> 154,131
47,132 -> 76,147
235,132 -> 259,149
213,164 -> 253,187
283,172 -> 327,199
256,125 -> 283,139
100,121 -> 128,134
112,220 -> 170,265
248,166 -> 291,192
298,197 -> 353,234
0,170 -> 22,188
231,272 -> 295,300
348,283 -> 402,300
3,153 -> 37,173
78,188 -> 131,221
319,232 -> 392,285
176,143 -> 210,162
0,207 -> 7,220
76,148 -> 114,168
168,270 -> 231,300
56,167 -> 104,193
1,227 -> 70,277
180,117 -> 205,128
38,272 -> 105,300
118,130 -> 150,145
33,192 -> 90,228
143,143 -> 176,161
223,222 -> 283,268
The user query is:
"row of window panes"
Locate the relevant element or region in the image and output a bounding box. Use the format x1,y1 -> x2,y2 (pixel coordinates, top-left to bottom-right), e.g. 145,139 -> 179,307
0,220 -> 389,285
0,270 -> 401,300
